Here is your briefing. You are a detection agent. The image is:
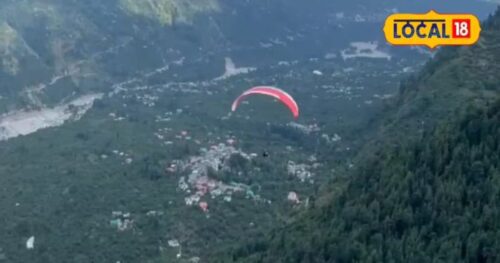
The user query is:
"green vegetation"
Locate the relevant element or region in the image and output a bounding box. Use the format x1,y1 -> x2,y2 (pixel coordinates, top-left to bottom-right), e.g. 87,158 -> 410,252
220,98 -> 500,262
0,21 -> 19,75
0,1 -> 497,262
119,0 -> 219,25
0,35 -> 412,261
0,0 -> 221,110
379,10 -> 500,142
212,7 -> 500,263
120,0 -> 177,25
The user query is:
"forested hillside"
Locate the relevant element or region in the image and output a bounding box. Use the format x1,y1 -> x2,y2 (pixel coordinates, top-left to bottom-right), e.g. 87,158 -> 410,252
377,8 -> 500,141
0,1 -> 498,262
224,98 -> 500,262
214,7 -> 500,263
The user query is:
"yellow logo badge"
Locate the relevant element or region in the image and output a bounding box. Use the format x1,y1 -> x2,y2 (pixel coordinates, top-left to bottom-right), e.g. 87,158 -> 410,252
383,10 -> 481,49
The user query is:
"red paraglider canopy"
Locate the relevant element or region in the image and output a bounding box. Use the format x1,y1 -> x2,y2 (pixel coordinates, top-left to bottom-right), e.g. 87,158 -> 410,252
231,86 -> 299,119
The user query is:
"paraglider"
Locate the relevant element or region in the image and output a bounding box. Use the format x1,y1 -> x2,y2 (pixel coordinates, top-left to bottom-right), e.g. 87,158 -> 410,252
231,86 -> 299,119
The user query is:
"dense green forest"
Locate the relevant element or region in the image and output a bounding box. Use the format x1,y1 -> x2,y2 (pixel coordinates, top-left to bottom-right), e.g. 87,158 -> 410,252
372,7 -> 500,144
212,8 -> 500,263
221,99 -> 500,262
0,1 -> 498,262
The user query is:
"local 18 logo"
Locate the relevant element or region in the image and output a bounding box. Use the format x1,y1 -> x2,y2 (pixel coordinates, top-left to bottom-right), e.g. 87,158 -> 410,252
383,10 -> 481,49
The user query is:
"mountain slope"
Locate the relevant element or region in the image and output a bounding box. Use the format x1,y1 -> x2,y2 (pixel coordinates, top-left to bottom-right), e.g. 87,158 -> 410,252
377,9 -> 500,141
0,0 -> 494,113
222,99 -> 500,263
0,2 -> 498,262
214,7 -> 500,263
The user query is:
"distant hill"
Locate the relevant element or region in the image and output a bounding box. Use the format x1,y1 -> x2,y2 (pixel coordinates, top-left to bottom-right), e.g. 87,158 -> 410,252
214,7 -> 500,263
0,0 -> 494,113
